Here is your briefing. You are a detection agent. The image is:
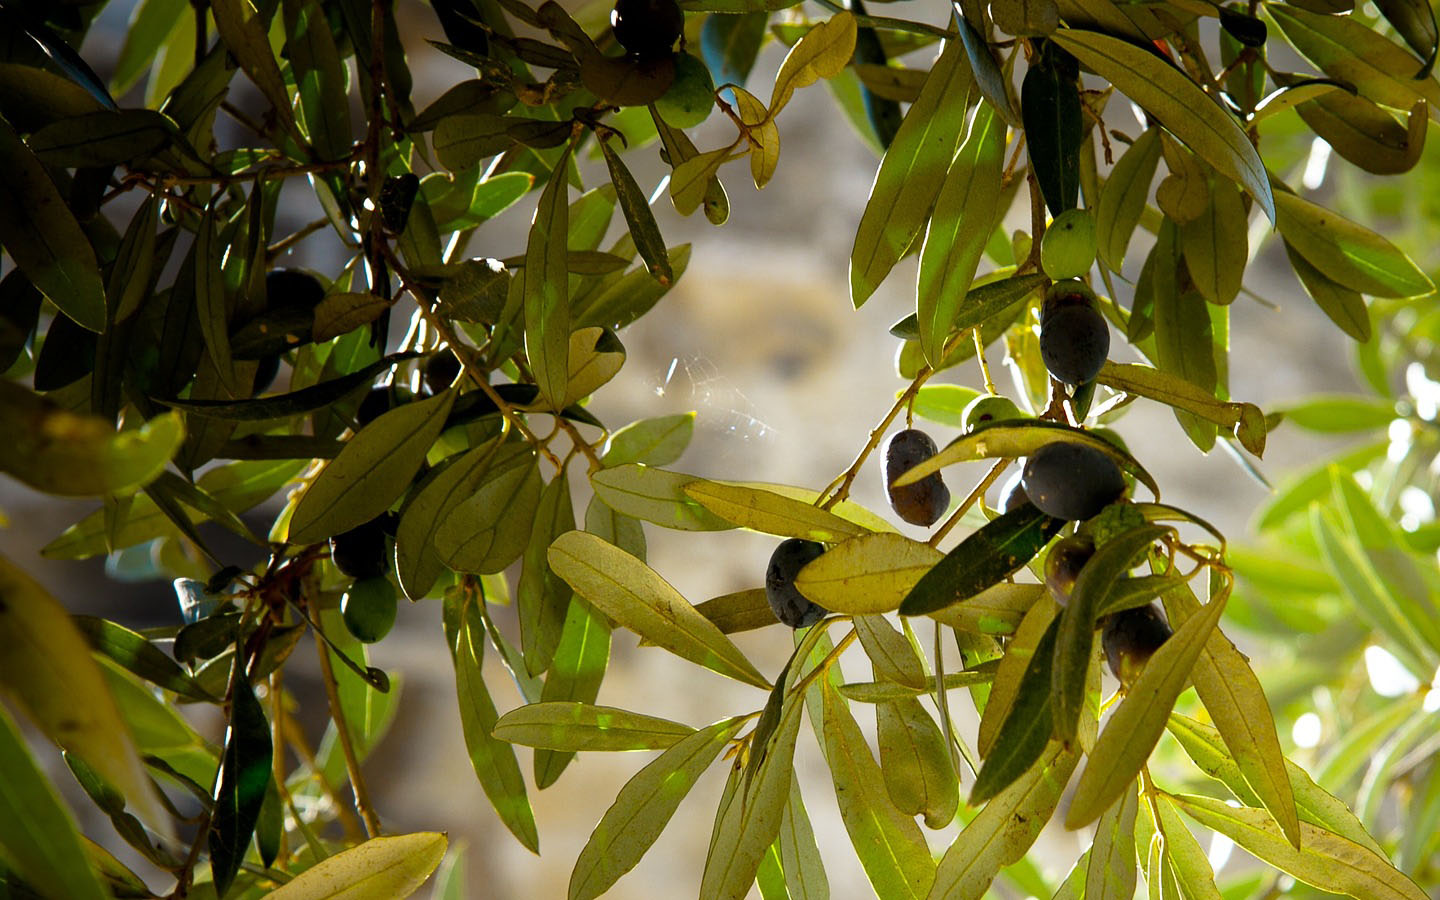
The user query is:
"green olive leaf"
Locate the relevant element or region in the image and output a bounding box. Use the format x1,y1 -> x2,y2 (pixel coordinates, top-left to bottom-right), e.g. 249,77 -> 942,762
493,701 -> 695,751
683,480 -> 867,542
568,716 -> 747,900
1283,241 -> 1372,342
1066,587 -> 1227,829
435,449 -> 541,575
1297,95 -> 1427,176
287,388 -> 457,544
1168,792 -> 1430,900
821,680 -> 937,897
526,148 -> 574,410
850,35 -> 974,308
598,136 -> 671,284
899,504 -> 1064,617
535,597 -> 612,788
1096,362 -> 1267,457
547,531 -> 770,688
589,464 -> 734,531
601,413 -> 695,467
895,419 -> 1161,499
1274,190 -> 1433,298
209,665 -> 271,897
1050,29 -> 1275,222
928,744 -> 1079,900
280,0 -> 352,161
971,616 -> 1060,804
264,832 -> 448,900
1096,127 -> 1161,272
1086,780 -> 1140,900
1021,49 -> 1083,216
917,101 -> 1007,366
769,11 -> 857,117
0,115 -> 106,332
210,0 -> 298,140
518,474 -> 576,676
442,591 -> 539,852
1179,179 -> 1248,306
977,597 -> 1057,758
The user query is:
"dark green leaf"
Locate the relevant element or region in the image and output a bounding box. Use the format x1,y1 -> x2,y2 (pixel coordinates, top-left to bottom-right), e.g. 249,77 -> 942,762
209,666 -> 272,898
971,617 -> 1059,804
1022,48 -> 1083,215
899,504 -> 1064,616
526,149 -> 574,410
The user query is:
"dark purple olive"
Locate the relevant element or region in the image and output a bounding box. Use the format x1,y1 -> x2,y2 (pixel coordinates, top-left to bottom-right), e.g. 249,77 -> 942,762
252,353 -> 281,395
611,0 -> 684,58
1021,441 -> 1125,521
1044,534 -> 1095,607
1040,289 -> 1110,385
330,516 -> 389,578
424,352 -> 461,394
884,428 -> 950,527
1102,603 -> 1172,685
765,539 -> 828,628
265,269 -> 325,310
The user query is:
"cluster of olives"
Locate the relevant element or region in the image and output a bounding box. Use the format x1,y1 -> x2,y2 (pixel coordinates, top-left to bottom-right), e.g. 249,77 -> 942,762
1044,532 -> 1173,683
331,514 -> 399,643
609,0 -> 714,128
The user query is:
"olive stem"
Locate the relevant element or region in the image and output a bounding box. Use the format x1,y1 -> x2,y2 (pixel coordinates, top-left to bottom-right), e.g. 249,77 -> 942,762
789,626 -> 859,699
972,327 -> 997,395
817,368 -> 934,510
929,458 -> 1011,546
281,714 -> 366,842
312,626 -> 383,838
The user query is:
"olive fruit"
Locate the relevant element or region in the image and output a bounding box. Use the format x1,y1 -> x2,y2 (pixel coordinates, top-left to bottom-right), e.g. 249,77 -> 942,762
424,352 -> 461,394
342,576 -> 398,644
997,469 -> 1030,513
330,516 -> 389,579
265,269 -> 325,310
1040,282 -> 1110,385
765,539 -> 828,628
655,52 -> 715,127
961,394 -> 1023,433
1021,441 -> 1125,521
610,0 -> 684,58
883,428 -> 950,527
1039,208 -> 1097,280
1044,534 -> 1095,607
252,353 -> 282,395
1101,603 -> 1172,685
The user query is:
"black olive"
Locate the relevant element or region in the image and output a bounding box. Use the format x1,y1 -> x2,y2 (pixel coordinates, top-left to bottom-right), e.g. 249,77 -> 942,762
765,539 -> 828,628
883,428 -> 950,527
1021,441 -> 1125,521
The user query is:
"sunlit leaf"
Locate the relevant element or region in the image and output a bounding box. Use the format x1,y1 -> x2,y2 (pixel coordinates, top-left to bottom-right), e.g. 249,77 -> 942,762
264,832 -> 448,899
493,702 -> 694,751
899,504 -> 1063,616
683,480 -> 866,542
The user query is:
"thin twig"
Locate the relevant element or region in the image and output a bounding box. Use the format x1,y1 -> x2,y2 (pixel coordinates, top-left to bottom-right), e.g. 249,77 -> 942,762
312,626 -> 382,837
929,458 -> 1011,546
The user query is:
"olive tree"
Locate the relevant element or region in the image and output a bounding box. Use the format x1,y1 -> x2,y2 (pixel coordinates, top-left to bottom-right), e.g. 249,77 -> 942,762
0,0 -> 1437,896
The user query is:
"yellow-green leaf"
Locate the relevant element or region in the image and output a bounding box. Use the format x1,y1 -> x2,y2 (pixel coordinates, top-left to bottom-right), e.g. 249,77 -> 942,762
1169,793 -> 1429,900
493,701 -> 695,751
589,464 -> 733,531
822,680 -> 937,897
770,11 -> 857,116
927,582 -> 1045,635
850,36 -> 974,308
917,101 -> 1007,366
287,389 -> 457,544
1050,29 -> 1275,222
547,531 -> 769,687
1096,128 -> 1161,272
0,554 -> 172,840
569,717 -> 746,900
1179,179 -> 1247,305
927,744 -> 1079,900
0,382 -> 184,496
791,532 -> 942,614
1066,589 -> 1227,829
262,832 -> 448,899
210,0 -> 299,139
1096,362 -> 1266,457
1085,780 -> 1139,900
526,149 -> 574,410
1274,190 -> 1433,298
1161,578 -> 1299,847
684,480 -> 865,542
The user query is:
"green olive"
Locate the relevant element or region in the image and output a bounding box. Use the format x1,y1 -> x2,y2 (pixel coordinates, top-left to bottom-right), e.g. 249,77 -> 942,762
1040,208 -> 1097,280
960,394 -> 1023,433
655,53 -> 715,128
342,576 -> 398,644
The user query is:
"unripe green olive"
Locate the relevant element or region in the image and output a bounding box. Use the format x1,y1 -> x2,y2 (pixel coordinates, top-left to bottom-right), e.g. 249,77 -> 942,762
655,53 -> 714,128
342,576 -> 398,644
1039,208 -> 1097,280
960,394 -> 1023,433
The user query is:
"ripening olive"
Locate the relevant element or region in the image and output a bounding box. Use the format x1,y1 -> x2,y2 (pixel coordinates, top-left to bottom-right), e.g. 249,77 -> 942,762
1039,208 -> 1097,280
265,269 -> 325,310
1044,534 -> 1095,607
1040,285 -> 1110,386
997,469 -> 1031,513
1021,441 -> 1126,521
655,52 -> 714,128
610,0 -> 684,58
960,394 -> 1023,433
424,352 -> 461,394
342,576 -> 398,644
1101,603 -> 1172,685
884,428 -> 950,527
765,539 -> 828,628
330,516 -> 389,579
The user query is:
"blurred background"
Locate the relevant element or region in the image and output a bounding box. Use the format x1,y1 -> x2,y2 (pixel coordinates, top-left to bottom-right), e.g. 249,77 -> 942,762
3,0 -> 1438,897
